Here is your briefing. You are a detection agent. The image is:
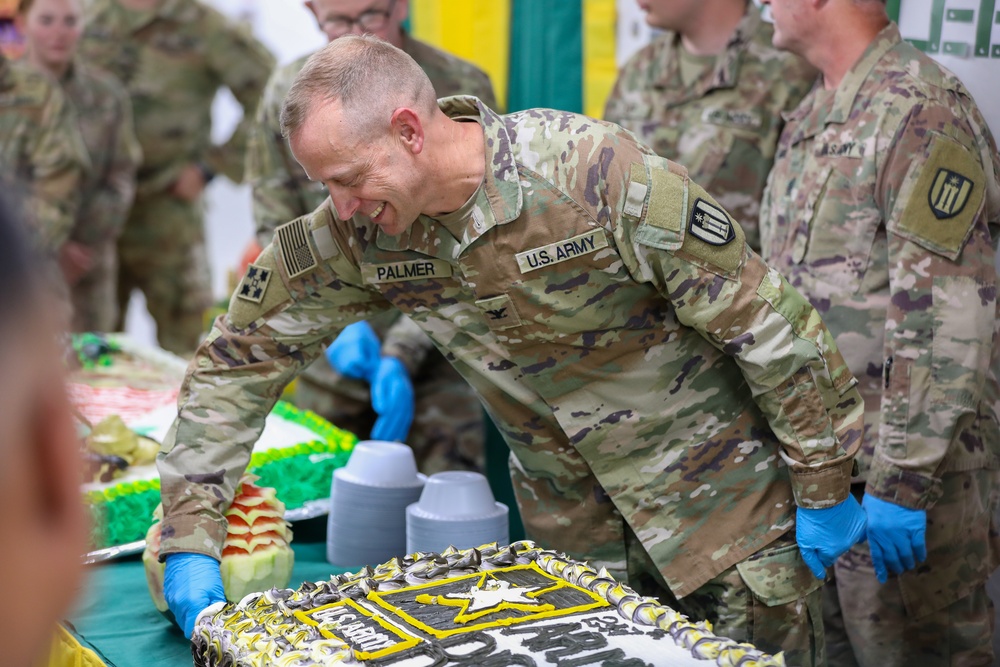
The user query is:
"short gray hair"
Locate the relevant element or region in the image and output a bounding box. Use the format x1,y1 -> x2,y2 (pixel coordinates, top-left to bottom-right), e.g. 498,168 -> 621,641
280,34 -> 437,140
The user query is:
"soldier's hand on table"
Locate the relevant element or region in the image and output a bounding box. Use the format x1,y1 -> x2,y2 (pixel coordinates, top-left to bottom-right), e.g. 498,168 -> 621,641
370,356 -> 414,442
795,494 -> 867,579
325,321 -> 381,380
163,552 -> 226,638
862,494 -> 927,583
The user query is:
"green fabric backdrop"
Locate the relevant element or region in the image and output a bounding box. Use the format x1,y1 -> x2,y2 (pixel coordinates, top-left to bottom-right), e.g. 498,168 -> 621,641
508,0 -> 584,112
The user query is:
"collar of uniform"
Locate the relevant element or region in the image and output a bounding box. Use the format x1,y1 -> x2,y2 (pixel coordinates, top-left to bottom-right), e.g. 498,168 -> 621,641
782,22 -> 898,144
375,95 -> 522,257
653,2 -> 760,100
824,22 -> 900,125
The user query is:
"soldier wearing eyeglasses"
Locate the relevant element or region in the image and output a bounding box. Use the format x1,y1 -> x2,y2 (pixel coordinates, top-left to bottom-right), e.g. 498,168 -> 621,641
245,0 -> 496,479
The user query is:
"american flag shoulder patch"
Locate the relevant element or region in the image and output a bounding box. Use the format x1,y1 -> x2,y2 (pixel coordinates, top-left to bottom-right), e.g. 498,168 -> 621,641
275,218 -> 318,279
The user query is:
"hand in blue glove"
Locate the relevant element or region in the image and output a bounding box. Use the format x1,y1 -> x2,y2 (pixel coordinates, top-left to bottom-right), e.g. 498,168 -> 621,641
163,552 -> 226,638
325,321 -> 381,380
862,494 -> 927,583
795,494 -> 867,579
369,356 -> 414,442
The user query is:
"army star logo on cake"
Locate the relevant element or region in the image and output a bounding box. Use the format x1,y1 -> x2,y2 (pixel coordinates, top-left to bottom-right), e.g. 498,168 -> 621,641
368,563 -> 608,638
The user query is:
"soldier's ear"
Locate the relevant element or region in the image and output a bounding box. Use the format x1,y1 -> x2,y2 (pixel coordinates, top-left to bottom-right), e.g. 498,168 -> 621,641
391,107 -> 424,156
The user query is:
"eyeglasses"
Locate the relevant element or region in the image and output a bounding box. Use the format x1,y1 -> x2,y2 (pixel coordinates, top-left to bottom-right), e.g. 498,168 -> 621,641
323,0 -> 398,37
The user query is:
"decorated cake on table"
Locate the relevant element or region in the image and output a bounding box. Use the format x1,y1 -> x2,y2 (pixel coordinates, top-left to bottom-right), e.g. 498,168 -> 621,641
193,541 -> 783,667
70,334 -> 356,553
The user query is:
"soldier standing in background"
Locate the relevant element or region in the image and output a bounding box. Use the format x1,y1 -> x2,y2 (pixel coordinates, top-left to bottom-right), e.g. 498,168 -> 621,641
17,0 -> 141,333
604,0 -> 815,251
159,36 -> 869,664
79,0 -> 274,355
0,50 -> 87,262
759,0 -> 1000,662
247,0 -> 495,472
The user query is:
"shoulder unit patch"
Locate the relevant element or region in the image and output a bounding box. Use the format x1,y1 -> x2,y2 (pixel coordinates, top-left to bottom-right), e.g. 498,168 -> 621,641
236,263 -> 272,303
688,198 -> 735,246
928,168 -> 974,219
897,133 -> 985,259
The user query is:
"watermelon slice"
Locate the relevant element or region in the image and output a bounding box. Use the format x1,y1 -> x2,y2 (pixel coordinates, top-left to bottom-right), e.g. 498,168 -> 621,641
143,474 -> 295,612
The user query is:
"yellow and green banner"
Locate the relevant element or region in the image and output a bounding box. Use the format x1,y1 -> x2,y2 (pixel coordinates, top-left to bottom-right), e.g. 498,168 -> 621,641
410,0 -> 617,117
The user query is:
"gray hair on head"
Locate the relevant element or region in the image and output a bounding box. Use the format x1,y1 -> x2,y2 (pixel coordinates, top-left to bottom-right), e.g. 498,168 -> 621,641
280,34 -> 437,141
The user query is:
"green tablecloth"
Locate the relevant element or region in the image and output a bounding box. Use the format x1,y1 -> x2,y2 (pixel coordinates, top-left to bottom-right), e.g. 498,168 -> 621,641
68,422 -> 523,666
68,519 -> 347,667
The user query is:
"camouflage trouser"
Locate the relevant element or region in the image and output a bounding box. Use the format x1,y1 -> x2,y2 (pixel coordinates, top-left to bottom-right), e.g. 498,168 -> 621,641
825,470 -> 1000,667
294,351 -> 485,475
116,190 -> 212,356
70,241 -> 118,332
625,526 -> 825,666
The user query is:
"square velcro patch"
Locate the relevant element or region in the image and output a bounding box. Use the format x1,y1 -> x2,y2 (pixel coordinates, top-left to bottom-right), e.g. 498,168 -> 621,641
236,263 -> 272,304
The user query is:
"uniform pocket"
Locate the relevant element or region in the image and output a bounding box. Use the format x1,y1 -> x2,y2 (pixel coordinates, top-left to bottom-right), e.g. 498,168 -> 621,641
735,538 -> 824,607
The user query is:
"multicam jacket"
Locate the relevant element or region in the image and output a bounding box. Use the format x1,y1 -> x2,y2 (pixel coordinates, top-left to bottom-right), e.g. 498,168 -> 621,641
604,4 -> 816,250
80,0 -> 274,195
60,60 -> 141,248
159,96 -> 863,597
760,23 -> 1000,507
760,23 -> 1000,616
0,53 -> 88,252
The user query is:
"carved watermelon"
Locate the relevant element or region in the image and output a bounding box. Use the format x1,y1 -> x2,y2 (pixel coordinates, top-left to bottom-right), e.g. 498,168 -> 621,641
143,475 -> 295,611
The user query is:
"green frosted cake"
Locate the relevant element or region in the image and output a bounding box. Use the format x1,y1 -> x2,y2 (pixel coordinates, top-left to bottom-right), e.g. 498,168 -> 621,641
70,335 -> 356,554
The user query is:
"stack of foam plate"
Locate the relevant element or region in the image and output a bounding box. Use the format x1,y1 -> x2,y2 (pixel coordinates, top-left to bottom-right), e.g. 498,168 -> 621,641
406,471 -> 509,554
327,441 -> 425,568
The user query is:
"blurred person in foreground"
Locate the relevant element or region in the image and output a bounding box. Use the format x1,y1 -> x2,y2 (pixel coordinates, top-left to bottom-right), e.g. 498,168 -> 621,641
247,0 -> 496,470
0,194 -> 89,667
157,36 -> 869,663
605,0 -> 816,252
17,0 -> 141,333
758,0 -> 1000,662
79,0 -> 274,355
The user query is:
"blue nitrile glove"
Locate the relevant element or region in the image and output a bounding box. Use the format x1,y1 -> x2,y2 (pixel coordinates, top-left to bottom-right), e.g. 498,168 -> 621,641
795,494 -> 867,579
163,552 -> 226,638
862,494 -> 927,583
325,321 -> 381,380
369,356 -> 414,442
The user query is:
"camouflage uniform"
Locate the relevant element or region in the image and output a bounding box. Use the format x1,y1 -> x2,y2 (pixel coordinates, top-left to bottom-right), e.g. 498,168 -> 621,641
80,0 -> 274,355
60,60 -> 142,332
759,24 -> 1000,666
247,33 -> 496,473
160,96 -> 864,663
603,3 -> 815,251
0,53 -> 87,255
